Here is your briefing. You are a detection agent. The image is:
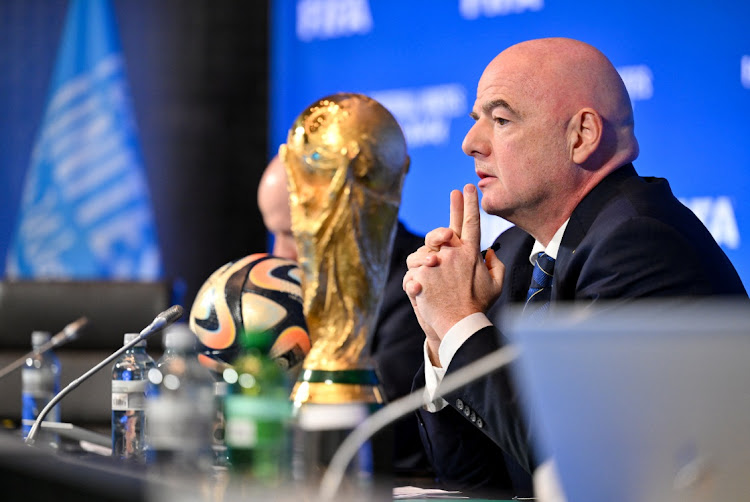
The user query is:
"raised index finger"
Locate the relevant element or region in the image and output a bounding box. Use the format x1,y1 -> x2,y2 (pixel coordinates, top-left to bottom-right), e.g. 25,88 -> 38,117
448,189 -> 464,238
461,184 -> 481,249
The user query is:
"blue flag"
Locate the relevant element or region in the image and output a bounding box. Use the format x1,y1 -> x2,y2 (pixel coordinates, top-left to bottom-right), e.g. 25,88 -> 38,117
6,0 -> 162,280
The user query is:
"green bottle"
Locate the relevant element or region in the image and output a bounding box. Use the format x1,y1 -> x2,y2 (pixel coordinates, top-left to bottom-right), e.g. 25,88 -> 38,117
223,330 -> 292,484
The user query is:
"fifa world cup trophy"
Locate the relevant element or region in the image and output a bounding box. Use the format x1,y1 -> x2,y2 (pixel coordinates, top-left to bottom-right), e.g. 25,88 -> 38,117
279,93 -> 409,407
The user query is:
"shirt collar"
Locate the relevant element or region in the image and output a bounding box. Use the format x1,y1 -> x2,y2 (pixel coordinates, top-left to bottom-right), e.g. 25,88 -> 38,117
529,219 -> 570,264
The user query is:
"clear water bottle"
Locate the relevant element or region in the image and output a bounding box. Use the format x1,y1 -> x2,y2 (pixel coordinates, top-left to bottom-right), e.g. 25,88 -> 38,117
155,326 -> 180,368
212,380 -> 230,469
111,333 -> 156,462
146,324 -> 216,476
21,331 -> 61,445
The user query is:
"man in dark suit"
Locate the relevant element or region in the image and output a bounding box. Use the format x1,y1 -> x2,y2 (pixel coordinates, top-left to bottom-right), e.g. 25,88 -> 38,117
258,155 -> 429,473
403,37 -> 747,496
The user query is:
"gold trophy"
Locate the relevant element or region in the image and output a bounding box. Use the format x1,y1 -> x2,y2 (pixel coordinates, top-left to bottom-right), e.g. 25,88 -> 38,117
280,93 -> 409,408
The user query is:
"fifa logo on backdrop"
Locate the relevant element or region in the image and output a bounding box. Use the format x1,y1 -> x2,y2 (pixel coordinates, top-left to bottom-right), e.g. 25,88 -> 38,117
617,65 -> 653,101
459,0 -> 543,19
369,84 -> 467,148
296,0 -> 372,41
681,196 -> 741,250
741,55 -> 750,89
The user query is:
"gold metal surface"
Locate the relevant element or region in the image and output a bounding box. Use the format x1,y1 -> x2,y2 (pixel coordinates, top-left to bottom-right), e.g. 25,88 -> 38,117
291,381 -> 384,405
280,93 -> 409,374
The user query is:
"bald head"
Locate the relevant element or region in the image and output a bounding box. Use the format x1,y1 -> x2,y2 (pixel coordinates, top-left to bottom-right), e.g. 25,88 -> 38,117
486,37 -> 638,170
463,38 -> 640,243
257,155 -> 297,260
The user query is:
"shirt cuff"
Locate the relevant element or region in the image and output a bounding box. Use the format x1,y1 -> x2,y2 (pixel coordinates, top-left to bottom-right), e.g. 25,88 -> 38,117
422,341 -> 448,412
438,312 -> 492,369
421,312 -> 493,413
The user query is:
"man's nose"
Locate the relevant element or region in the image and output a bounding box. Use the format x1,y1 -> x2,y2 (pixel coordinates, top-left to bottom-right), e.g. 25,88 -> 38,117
462,120 -> 488,158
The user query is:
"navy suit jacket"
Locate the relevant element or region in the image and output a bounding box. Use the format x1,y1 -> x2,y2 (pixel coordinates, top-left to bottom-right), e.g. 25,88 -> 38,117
369,221 -> 431,472
414,164 -> 747,495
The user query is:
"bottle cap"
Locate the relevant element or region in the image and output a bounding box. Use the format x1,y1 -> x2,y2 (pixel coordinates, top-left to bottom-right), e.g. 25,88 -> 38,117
162,324 -> 197,351
123,333 -> 146,347
31,331 -> 51,348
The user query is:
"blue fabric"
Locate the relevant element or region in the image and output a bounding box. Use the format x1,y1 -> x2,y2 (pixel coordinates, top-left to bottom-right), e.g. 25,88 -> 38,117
523,252 -> 555,318
6,0 -> 162,280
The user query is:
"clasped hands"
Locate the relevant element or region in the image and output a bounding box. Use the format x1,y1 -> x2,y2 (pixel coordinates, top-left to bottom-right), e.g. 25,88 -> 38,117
403,184 -> 505,366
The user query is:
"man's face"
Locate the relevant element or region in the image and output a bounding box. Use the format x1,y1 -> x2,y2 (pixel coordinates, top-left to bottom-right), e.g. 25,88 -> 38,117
461,49 -> 574,223
269,223 -> 296,261
261,203 -> 296,260
258,161 -> 298,261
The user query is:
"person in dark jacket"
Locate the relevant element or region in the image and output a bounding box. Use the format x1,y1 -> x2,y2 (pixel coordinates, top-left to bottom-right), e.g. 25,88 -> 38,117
403,37 -> 747,496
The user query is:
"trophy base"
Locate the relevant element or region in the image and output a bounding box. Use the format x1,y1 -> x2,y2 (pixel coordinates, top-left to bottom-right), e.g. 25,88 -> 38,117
290,399 -> 394,502
290,368 -> 384,405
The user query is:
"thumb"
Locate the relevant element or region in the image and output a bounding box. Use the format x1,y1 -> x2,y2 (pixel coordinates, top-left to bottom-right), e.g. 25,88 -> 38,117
484,248 -> 505,288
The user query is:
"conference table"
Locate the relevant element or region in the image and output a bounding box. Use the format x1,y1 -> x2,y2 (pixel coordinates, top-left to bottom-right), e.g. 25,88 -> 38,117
0,430 -> 520,502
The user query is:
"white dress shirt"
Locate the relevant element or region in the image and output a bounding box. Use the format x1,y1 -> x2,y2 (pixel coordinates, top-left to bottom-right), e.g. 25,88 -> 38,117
422,220 -> 569,411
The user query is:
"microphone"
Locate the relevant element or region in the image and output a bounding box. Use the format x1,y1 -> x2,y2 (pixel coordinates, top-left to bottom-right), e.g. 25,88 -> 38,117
25,305 -> 184,445
138,304 -> 184,337
39,316 -> 88,352
318,344 -> 520,500
0,317 -> 88,381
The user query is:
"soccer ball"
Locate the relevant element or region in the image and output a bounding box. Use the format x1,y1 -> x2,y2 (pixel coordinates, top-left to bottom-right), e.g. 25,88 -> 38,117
189,253 -> 310,372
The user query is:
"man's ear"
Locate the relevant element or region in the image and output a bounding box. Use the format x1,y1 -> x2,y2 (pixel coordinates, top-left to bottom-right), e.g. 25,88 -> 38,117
568,108 -> 602,165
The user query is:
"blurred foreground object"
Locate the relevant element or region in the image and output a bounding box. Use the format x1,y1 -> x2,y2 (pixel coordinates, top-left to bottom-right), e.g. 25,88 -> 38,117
510,299 -> 750,502
223,330 -> 292,487
189,253 -> 310,374
146,325 -> 215,476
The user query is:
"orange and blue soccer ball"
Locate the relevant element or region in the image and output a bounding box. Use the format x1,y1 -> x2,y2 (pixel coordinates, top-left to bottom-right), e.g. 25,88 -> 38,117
189,253 -> 310,373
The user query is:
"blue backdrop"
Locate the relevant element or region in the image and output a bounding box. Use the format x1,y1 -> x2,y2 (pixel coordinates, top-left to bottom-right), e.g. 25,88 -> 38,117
269,0 -> 750,288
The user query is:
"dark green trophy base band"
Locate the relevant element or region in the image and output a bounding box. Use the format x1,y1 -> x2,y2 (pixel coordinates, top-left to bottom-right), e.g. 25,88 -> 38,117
298,368 -> 380,385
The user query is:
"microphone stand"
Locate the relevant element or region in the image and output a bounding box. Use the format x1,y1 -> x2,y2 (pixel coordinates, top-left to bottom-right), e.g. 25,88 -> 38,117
318,344 -> 520,500
25,306 -> 183,445
0,317 -> 87,381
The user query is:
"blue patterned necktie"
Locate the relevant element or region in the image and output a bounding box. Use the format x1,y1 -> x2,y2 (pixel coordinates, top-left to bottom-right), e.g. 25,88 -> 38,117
523,252 -> 555,318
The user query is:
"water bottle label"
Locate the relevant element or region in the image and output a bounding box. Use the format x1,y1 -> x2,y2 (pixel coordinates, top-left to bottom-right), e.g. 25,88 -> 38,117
147,396 -> 213,450
226,417 -> 258,447
112,380 -> 148,410
112,393 -> 147,410
112,380 -> 148,393
22,368 -> 55,398
112,393 -> 129,410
